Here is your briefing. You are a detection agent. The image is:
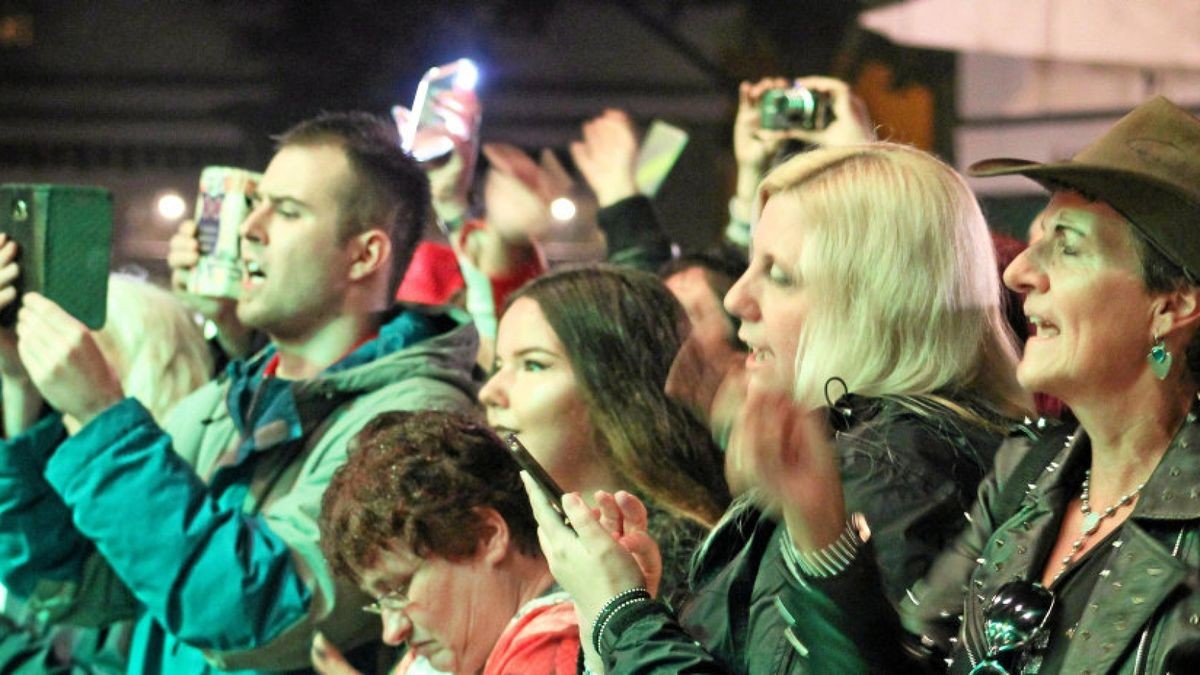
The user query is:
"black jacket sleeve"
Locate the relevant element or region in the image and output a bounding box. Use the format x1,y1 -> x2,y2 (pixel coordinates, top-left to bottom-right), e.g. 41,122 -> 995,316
598,195 -> 674,272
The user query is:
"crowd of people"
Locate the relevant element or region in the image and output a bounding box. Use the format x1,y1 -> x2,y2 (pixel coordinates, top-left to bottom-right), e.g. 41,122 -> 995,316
0,72 -> 1197,675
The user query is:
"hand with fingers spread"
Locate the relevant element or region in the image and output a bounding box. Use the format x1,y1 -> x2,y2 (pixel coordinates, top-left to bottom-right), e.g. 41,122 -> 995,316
570,109 -> 639,208
520,473 -> 647,623
15,293 -> 124,429
593,490 -> 663,598
726,385 -> 847,553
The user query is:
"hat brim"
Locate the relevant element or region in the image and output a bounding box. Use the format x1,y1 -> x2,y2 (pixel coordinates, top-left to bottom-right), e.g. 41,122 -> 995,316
969,158 -> 1200,275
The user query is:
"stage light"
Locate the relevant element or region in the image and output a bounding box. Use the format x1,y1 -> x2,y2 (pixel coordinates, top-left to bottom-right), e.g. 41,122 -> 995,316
550,197 -> 576,222
157,192 -> 186,221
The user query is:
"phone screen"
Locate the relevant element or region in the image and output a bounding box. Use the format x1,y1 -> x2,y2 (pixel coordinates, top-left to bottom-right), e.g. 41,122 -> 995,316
403,59 -> 478,162
635,120 -> 689,197
504,433 -> 569,522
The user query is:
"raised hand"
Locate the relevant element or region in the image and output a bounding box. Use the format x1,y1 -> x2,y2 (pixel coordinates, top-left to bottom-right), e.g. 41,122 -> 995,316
570,109 -> 639,207
726,385 -> 847,553
167,218 -> 254,358
755,75 -> 876,149
16,293 -> 124,428
398,89 -> 483,226
521,473 -> 646,624
594,490 -> 662,598
167,219 -> 237,319
734,77 -> 793,174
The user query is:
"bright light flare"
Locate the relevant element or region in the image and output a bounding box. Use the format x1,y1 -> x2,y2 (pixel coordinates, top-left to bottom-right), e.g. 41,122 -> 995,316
454,59 -> 479,91
157,192 -> 187,221
550,197 -> 576,222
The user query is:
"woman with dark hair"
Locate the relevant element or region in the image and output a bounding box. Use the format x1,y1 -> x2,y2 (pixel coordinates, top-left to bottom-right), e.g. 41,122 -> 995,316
479,264 -> 730,604
312,410 -> 578,675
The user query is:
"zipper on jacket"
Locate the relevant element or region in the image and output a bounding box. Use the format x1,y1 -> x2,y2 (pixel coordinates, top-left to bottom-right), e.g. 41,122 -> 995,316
1132,527 -> 1186,675
1132,624 -> 1151,675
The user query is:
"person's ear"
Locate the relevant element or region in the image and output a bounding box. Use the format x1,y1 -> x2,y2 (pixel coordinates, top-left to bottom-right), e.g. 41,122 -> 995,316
474,507 -> 511,567
1152,286 -> 1200,344
348,228 -> 391,282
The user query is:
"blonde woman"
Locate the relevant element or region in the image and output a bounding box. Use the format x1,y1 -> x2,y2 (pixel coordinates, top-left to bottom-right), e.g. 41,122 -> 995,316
525,142 -> 1031,674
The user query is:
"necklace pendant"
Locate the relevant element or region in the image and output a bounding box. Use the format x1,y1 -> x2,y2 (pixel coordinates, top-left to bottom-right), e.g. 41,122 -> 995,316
1081,512 -> 1102,536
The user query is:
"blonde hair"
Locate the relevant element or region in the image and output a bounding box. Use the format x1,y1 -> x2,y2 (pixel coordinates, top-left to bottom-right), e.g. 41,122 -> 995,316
756,143 -> 1029,421
92,275 -> 213,422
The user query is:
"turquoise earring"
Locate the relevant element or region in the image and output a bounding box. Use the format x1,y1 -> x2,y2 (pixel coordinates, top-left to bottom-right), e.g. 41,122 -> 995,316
1148,336 -> 1173,381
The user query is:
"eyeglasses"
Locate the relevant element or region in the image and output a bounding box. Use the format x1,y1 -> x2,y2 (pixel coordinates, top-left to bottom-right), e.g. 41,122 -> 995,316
968,580 -> 1055,675
362,587 -> 411,615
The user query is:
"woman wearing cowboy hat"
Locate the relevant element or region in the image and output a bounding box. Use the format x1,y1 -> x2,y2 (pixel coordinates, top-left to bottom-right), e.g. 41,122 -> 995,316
730,96 -> 1200,674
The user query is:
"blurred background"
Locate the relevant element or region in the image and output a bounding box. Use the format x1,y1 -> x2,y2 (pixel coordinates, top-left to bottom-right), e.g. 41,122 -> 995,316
2,0 -> 1199,281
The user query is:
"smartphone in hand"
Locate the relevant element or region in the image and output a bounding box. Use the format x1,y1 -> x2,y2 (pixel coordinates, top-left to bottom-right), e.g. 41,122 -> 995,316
505,433 -> 569,524
402,58 -> 480,163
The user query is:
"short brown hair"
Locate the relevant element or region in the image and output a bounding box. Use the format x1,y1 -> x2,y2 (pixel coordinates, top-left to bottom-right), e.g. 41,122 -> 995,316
275,112 -> 431,295
319,410 -> 539,583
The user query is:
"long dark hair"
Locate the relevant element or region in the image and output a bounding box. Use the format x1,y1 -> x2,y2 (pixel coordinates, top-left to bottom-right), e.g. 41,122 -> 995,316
509,265 -> 730,526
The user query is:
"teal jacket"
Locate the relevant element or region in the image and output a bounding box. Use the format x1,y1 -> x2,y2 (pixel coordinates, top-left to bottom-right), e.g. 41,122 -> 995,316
0,304 -> 481,674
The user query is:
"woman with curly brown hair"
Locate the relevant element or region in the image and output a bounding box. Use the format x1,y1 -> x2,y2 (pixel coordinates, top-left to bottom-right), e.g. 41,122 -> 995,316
313,410 -> 578,675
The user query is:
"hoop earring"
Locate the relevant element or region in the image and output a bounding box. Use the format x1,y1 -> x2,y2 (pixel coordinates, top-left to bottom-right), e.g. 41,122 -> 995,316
1148,335 -> 1173,381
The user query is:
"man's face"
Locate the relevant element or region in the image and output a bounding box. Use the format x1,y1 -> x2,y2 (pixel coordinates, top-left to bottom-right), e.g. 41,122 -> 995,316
237,143 -> 359,341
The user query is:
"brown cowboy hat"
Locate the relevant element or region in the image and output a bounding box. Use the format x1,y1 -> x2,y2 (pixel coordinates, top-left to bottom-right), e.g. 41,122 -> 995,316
969,96 -> 1200,277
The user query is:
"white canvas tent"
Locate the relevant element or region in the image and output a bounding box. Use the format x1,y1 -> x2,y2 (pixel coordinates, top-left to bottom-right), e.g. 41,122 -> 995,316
859,0 -> 1200,194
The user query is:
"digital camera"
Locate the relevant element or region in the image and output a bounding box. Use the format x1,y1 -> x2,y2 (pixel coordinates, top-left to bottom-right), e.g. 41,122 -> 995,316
760,87 -> 833,131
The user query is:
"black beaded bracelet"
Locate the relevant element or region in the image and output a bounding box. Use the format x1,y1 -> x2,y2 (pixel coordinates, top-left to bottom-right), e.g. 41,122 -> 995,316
590,587 -> 650,654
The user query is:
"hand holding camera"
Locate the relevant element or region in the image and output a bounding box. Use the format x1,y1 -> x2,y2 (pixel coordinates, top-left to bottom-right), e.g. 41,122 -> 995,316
731,76 -> 876,225
733,77 -> 793,174
754,76 -> 876,149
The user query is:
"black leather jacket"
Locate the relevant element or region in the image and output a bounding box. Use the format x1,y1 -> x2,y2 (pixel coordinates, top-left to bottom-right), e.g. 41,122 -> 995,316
901,399 -> 1200,674
599,395 -> 1010,674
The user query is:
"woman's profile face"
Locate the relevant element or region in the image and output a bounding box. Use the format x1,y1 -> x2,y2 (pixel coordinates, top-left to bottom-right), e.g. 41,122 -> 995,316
724,195 -> 812,391
479,297 -> 601,492
359,544 -> 506,674
1003,190 -> 1156,399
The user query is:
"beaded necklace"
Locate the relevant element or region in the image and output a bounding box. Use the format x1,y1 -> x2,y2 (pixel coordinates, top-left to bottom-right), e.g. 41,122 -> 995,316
1051,469 -> 1145,585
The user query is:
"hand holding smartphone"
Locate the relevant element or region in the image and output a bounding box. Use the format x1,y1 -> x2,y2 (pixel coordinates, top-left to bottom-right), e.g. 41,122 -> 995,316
400,59 -> 481,163
505,433 -> 570,526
